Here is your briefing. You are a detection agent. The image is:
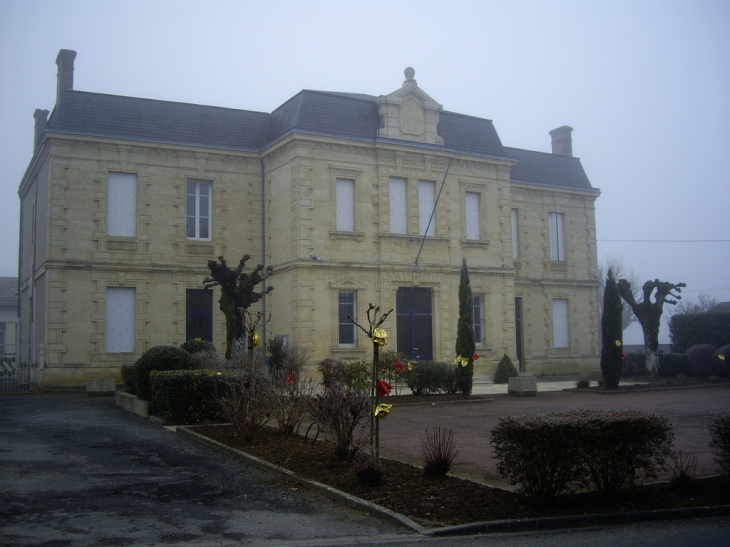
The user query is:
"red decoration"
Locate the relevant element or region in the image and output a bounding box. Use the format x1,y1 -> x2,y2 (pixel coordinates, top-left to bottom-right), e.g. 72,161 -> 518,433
620,353 -> 627,361
378,380 -> 391,397
393,360 -> 406,373
286,370 -> 296,385
472,352 -> 480,361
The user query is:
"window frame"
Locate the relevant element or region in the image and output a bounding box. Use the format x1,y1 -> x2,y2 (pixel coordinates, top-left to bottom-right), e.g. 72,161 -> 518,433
338,290 -> 357,346
186,179 -> 212,240
465,191 -> 481,241
473,294 -> 485,346
335,177 -> 356,232
107,172 -> 137,237
552,298 -> 570,349
389,177 -> 408,235
418,179 -> 436,236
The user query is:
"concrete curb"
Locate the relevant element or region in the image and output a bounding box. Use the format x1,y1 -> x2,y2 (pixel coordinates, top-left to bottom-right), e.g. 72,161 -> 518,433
177,425 -> 730,538
566,383 -> 730,395
176,426 -> 428,535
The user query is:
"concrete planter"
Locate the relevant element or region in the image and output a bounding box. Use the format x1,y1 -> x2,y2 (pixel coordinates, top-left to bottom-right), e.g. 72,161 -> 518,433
508,376 -> 537,397
115,390 -> 149,418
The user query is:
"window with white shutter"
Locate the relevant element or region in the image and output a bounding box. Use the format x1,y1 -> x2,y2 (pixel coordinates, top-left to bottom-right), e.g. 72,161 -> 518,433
418,180 -> 435,236
107,172 -> 137,237
106,287 -> 135,353
465,192 -> 480,240
336,178 -> 355,231
390,178 -> 408,234
549,212 -> 565,261
552,298 -> 569,348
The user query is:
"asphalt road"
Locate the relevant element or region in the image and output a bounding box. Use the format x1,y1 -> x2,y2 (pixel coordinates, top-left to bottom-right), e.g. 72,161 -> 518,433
0,393 -> 405,546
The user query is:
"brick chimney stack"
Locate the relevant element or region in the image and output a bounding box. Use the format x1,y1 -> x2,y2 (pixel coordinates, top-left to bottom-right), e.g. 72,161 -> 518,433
56,49 -> 77,104
549,126 -> 573,157
33,109 -> 49,152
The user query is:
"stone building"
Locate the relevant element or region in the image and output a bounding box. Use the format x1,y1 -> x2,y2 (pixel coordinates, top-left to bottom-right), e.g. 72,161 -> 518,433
18,50 -> 601,387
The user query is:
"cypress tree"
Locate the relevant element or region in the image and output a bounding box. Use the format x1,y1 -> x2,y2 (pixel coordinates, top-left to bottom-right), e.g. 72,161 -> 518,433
455,258 -> 476,395
601,268 -> 624,389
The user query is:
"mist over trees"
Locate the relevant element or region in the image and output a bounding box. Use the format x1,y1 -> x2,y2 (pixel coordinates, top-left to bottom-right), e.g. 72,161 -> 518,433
670,293 -> 719,315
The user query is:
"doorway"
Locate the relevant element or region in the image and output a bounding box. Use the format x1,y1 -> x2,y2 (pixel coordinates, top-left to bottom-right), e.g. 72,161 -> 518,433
396,287 -> 433,360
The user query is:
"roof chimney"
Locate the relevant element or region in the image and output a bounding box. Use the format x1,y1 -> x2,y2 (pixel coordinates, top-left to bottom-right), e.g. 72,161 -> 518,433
33,109 -> 49,152
549,125 -> 573,157
55,49 -> 77,104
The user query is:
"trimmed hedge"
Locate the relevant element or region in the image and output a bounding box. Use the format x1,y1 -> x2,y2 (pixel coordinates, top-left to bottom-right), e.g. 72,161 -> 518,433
493,354 -> 519,384
657,353 -> 693,377
688,344 -> 723,378
404,361 -> 457,395
121,362 -> 136,394
670,312 -> 730,353
180,339 -> 216,355
491,410 -> 673,501
150,369 -> 233,423
133,345 -> 195,401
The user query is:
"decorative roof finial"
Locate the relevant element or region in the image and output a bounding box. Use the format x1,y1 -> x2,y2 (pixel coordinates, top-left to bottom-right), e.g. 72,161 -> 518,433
404,67 -> 415,81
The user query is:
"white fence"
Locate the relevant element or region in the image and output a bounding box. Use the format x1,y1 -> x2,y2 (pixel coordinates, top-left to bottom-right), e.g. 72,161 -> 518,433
0,345 -> 44,394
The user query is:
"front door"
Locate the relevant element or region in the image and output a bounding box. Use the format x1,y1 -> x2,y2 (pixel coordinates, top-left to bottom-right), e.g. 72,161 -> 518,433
396,287 -> 433,360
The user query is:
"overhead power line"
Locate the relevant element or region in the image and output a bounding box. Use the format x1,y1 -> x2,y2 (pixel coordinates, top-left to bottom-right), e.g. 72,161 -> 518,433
598,239 -> 730,243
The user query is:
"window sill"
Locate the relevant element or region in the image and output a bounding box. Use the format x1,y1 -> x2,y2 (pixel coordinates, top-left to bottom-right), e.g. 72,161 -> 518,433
329,230 -> 365,241
460,238 -> 490,249
380,233 -> 449,244
550,260 -> 568,271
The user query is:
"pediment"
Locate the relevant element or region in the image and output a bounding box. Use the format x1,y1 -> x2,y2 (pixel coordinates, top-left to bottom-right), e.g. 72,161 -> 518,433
328,275 -> 368,290
377,68 -> 443,145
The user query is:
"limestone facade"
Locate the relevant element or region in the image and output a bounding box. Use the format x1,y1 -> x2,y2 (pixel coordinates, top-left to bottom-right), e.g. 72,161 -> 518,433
18,53 -> 601,386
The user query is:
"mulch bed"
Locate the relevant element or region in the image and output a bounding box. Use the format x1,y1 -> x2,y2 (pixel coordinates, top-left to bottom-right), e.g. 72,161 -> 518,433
193,423 -> 730,529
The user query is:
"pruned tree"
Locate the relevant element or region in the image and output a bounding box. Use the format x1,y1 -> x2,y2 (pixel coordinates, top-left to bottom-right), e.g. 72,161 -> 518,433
617,278 -> 686,371
600,268 -> 623,389
598,256 -> 640,331
203,254 -> 273,359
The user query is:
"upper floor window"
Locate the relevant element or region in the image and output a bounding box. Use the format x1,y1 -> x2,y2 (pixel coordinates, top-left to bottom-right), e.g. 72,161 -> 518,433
511,208 -> 520,259
418,180 -> 435,236
473,295 -> 485,345
107,172 -> 137,237
465,192 -> 480,240
552,298 -> 570,348
336,178 -> 355,231
187,180 -> 211,240
389,177 -> 408,234
549,212 -> 565,261
338,291 -> 357,345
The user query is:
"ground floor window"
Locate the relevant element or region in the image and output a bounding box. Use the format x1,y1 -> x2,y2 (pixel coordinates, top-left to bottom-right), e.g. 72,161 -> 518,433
552,298 -> 570,348
473,295 -> 484,345
338,291 -> 357,345
106,287 -> 136,353
186,289 -> 213,342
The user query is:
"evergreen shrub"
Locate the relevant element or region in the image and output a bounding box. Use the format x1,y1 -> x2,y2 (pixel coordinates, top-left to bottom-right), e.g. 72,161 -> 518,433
266,336 -> 287,374
657,353 -> 693,377
491,410 -> 673,501
709,414 -> 730,475
133,345 -> 194,401
150,370 -> 233,423
687,344 -> 721,378
404,361 -> 454,395
493,354 -> 519,384
600,268 -> 624,389
180,339 -> 216,355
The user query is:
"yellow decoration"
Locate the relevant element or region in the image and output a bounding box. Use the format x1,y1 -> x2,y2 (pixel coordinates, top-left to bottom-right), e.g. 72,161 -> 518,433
454,355 -> 469,367
407,361 -> 415,371
719,354 -> 726,361
252,333 -> 261,347
374,403 -> 392,419
371,328 -> 388,346
615,340 -> 622,347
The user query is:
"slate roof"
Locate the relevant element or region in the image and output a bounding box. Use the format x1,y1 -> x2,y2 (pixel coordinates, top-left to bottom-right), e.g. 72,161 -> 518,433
45,89 -> 594,191
504,147 -> 593,190
0,277 -> 18,307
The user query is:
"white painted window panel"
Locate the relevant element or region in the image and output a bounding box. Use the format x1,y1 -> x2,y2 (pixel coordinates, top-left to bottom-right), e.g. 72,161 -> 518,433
336,178 -> 355,231
465,192 -> 480,240
106,287 -> 135,353
552,298 -> 570,348
418,180 -> 435,236
390,178 -> 407,234
549,212 -> 565,260
511,209 -> 520,259
187,181 -> 212,239
107,173 -> 137,236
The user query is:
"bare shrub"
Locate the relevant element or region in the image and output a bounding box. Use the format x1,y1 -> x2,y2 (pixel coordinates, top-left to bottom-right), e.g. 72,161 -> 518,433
271,344 -> 314,435
420,427 -> 459,477
575,375 -> 591,389
668,451 -> 698,492
190,350 -> 228,370
308,385 -> 369,460
215,350 -> 276,443
709,414 -> 730,475
354,453 -> 384,486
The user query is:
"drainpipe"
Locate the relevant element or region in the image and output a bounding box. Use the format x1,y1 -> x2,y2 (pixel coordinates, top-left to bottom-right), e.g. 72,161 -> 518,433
260,157 -> 267,351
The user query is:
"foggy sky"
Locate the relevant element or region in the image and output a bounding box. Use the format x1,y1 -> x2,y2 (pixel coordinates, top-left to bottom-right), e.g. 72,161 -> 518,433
1,0 -> 728,344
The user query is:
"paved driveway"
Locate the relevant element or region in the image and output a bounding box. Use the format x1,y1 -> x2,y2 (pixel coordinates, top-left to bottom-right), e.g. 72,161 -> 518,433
0,394 -> 404,546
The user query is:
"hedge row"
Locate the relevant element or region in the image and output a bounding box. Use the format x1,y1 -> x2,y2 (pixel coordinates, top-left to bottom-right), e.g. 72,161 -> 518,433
670,312 -> 730,353
403,361 -> 459,395
149,370 -> 233,423
491,410 -> 673,501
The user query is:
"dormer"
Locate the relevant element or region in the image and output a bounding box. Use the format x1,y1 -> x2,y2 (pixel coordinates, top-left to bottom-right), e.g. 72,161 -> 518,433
377,67 -> 444,145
